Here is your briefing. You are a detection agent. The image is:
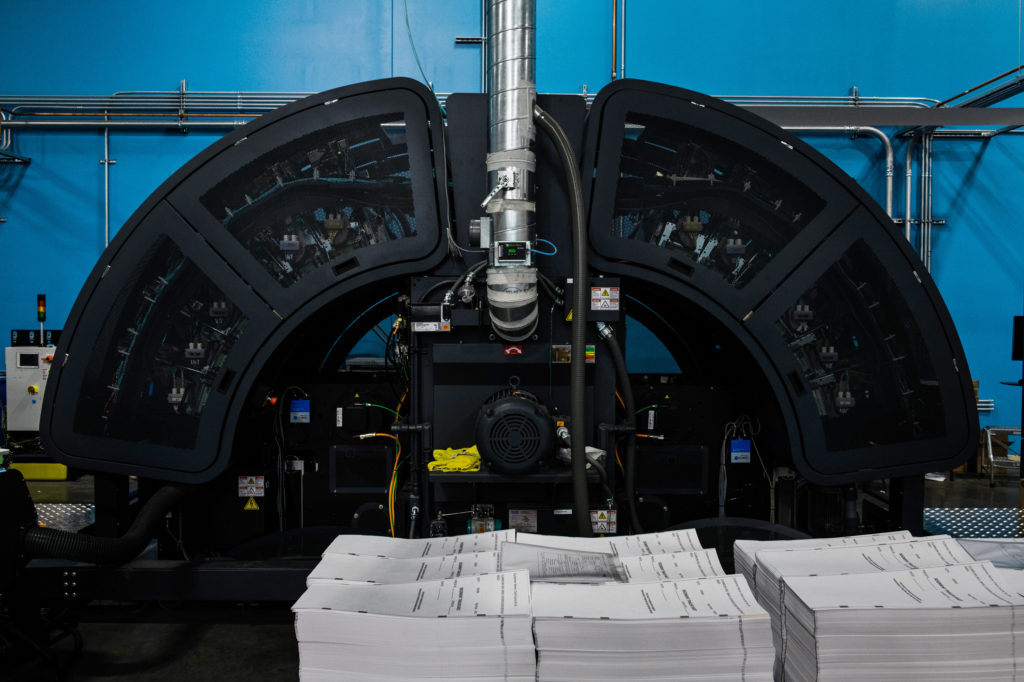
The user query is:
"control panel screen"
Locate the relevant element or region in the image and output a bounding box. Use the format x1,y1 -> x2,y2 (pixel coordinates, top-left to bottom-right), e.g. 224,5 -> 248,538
17,353 -> 39,368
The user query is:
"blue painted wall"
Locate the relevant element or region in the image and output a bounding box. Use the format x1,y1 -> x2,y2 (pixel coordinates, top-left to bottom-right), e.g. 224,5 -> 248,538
2,0 -> 1022,428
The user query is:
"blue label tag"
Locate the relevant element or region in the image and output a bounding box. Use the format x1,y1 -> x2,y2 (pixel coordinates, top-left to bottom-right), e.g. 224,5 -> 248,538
289,399 -> 311,424
730,439 -> 751,464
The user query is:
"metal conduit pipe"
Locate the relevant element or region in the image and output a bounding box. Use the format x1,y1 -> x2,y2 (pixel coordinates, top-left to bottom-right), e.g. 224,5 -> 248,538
103,128 -> 112,248
483,0 -> 539,342
0,119 -> 247,130
785,126 -> 894,217
922,131 -> 934,271
620,0 -> 627,80
904,135 -> 917,243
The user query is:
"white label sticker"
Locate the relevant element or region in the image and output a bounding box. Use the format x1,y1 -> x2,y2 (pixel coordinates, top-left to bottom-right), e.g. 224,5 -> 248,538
590,286 -> 621,311
336,407 -> 344,427
508,508 -> 538,533
238,475 -> 266,497
647,409 -> 655,430
590,509 -> 618,533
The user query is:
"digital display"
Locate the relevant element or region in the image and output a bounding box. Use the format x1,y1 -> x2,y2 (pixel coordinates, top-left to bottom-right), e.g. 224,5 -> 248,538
18,353 -> 39,368
498,242 -> 528,262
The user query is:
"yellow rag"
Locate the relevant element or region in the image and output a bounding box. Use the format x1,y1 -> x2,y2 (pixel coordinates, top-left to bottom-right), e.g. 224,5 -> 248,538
428,445 -> 481,472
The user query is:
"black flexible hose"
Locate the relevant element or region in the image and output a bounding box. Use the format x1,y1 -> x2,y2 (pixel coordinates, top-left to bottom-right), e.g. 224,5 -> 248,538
598,323 -> 644,534
22,484 -> 192,565
534,104 -> 592,536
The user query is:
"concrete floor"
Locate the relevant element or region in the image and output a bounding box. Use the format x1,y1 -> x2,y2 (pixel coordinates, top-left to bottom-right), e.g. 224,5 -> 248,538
9,471 -> 1023,681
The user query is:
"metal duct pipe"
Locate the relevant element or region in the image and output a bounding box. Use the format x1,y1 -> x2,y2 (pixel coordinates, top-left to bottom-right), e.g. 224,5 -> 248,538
484,0 -> 539,341
785,126 -> 894,217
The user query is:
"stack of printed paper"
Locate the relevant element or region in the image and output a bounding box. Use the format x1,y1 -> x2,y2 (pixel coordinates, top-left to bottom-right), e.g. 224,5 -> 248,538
307,550 -> 501,585
293,570 -> 535,682
781,562 -> 1024,681
321,528 -> 516,559
754,536 -> 975,676
531,575 -> 774,681
501,540 -> 724,583
733,530 -> 912,591
517,528 -> 703,556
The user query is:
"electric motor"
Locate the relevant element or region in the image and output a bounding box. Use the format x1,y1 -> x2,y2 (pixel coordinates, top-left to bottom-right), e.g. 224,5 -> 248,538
475,389 -> 553,474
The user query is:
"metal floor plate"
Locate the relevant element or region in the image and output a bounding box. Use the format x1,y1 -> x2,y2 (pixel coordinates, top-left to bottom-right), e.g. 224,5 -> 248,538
923,507 -> 1024,538
35,503 -> 95,533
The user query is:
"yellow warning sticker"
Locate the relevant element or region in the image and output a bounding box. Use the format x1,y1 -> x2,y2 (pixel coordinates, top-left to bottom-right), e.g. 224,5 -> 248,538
244,496 -> 260,511
565,309 -> 573,322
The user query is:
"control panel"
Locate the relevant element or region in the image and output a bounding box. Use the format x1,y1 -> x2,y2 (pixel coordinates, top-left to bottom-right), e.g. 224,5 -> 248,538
4,346 -> 56,432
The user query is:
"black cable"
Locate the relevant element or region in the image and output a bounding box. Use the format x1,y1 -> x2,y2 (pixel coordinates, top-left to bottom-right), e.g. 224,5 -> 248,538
597,323 -> 644,534
446,259 -> 487,303
534,104 -> 592,536
418,279 -> 458,303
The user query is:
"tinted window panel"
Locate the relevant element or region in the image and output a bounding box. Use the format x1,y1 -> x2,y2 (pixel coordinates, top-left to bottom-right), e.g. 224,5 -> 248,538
200,113 -> 415,288
73,238 -> 249,448
775,239 -> 945,451
613,112 -> 824,288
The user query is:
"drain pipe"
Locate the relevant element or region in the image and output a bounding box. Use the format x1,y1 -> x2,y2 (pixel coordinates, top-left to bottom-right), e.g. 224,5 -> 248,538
786,126 -> 893,217
481,0 -> 539,342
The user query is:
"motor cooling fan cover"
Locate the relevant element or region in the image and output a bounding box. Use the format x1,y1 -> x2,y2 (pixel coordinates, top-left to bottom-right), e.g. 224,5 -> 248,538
475,393 -> 553,474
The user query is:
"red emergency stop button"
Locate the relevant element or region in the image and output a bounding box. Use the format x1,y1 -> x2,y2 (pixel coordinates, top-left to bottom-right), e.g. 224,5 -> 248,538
27,385 -> 39,394
44,355 -> 53,364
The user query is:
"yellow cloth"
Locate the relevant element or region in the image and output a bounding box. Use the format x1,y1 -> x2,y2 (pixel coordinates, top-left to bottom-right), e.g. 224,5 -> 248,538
428,445 -> 481,472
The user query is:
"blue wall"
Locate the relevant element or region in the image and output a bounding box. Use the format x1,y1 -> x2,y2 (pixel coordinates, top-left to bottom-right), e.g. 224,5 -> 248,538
2,0 -> 1022,427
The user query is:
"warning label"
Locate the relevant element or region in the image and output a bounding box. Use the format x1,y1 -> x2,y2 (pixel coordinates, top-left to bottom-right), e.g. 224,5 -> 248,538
238,475 -> 266,498
508,508 -> 538,533
243,496 -> 260,511
590,509 -> 618,534
591,286 -> 621,311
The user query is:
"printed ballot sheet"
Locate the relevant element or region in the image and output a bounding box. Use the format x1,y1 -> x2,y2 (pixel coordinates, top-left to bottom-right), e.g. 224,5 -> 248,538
516,528 -> 702,556
734,530 -> 912,589
532,573 -> 766,620
295,569 -> 531,618
322,529 -> 516,558
499,542 -> 625,582
307,550 -> 501,585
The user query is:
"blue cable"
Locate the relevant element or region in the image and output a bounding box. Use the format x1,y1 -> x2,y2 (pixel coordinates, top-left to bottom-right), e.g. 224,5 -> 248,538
534,238 -> 558,256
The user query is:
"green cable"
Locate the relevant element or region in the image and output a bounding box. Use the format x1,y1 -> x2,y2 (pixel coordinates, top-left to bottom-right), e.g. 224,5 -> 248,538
362,402 -> 401,416
635,404 -> 660,414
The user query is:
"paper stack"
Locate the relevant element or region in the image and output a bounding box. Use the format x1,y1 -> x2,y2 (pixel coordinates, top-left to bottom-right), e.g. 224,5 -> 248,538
307,550 -> 500,585
293,570 -> 535,682
781,561 -> 1024,681
531,575 -> 774,681
501,540 -> 724,583
734,530 -> 912,591
321,528 -> 516,559
755,536 -> 975,676
517,528 -> 703,556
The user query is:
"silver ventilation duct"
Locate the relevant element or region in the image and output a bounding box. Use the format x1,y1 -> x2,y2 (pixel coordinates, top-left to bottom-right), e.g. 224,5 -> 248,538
482,0 -> 539,341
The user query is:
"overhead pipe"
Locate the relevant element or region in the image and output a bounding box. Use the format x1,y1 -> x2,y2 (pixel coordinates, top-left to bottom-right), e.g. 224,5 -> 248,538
0,119 -> 247,130
785,126 -> 894,217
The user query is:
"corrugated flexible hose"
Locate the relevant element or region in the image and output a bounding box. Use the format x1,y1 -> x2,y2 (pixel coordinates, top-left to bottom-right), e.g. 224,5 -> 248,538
22,484 -> 192,565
